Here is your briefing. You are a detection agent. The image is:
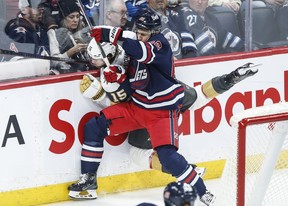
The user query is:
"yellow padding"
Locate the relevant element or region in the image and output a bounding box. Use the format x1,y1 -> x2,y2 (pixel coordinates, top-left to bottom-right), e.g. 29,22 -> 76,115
202,79 -> 219,98
0,160 -> 225,206
246,150 -> 288,174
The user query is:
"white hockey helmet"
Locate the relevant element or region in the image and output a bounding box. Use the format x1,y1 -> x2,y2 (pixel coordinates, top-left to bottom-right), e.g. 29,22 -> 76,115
87,39 -> 116,60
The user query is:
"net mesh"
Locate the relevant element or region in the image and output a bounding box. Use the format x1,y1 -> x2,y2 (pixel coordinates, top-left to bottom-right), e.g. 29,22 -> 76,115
215,102 -> 288,206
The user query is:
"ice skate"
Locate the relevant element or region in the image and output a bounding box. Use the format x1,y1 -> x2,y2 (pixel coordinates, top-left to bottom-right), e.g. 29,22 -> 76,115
68,173 -> 97,200
225,62 -> 260,86
200,190 -> 215,206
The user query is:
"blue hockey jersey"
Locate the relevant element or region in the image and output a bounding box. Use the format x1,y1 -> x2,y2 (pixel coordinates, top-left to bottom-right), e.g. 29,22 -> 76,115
163,6 -> 198,59
176,4 -> 244,55
122,33 -> 184,111
4,14 -> 50,55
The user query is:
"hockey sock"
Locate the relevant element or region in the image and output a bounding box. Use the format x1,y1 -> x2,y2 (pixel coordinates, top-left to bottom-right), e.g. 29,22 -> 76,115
81,115 -> 109,174
177,165 -> 207,197
156,145 -> 207,196
81,143 -> 103,174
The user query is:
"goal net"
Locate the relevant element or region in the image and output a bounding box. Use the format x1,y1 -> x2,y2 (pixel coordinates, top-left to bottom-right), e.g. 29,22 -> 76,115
216,102 -> 288,206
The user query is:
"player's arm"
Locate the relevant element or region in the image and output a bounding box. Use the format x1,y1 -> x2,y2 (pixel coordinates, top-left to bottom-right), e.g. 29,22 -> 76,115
90,26 -> 136,45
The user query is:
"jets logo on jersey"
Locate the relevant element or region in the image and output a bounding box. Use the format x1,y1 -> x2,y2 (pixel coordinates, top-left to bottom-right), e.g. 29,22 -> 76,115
129,62 -> 150,90
130,68 -> 148,81
162,28 -> 181,57
203,26 -> 217,46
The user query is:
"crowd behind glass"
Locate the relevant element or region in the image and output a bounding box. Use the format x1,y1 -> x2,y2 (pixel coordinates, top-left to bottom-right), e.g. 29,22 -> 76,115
0,0 -> 287,76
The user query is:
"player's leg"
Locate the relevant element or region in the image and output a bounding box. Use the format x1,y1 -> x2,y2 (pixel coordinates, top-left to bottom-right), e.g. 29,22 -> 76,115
185,62 -> 260,112
68,114 -> 108,199
155,145 -> 215,206
129,145 -> 206,178
148,110 -> 215,206
69,102 -> 141,199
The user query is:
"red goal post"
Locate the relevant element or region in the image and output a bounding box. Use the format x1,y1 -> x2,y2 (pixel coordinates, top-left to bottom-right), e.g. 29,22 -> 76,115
216,102 -> 288,206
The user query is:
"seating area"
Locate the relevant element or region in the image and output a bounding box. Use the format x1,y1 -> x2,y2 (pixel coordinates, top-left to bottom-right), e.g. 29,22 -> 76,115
210,5 -> 288,49
209,6 -> 240,37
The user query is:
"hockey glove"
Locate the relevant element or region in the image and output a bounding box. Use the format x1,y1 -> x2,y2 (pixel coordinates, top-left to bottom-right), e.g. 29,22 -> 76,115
224,63 -> 260,87
80,74 -> 106,101
103,65 -> 127,83
90,26 -> 123,45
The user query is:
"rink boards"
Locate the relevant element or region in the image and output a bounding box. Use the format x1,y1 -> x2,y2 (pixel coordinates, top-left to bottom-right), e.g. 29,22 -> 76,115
0,47 -> 288,205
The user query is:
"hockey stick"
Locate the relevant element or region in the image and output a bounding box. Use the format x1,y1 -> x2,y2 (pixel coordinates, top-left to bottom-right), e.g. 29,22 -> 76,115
76,0 -> 111,67
0,48 -> 90,65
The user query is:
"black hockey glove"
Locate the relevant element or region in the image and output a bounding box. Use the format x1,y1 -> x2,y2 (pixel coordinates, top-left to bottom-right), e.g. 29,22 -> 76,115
224,63 -> 259,87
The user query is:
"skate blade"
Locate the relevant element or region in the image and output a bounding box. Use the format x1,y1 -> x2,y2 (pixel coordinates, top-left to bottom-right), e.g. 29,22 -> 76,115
247,63 -> 261,73
69,190 -> 97,200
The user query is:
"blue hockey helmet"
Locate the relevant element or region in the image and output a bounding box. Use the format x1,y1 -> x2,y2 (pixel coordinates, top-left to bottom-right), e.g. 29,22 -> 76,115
135,9 -> 162,33
163,182 -> 197,206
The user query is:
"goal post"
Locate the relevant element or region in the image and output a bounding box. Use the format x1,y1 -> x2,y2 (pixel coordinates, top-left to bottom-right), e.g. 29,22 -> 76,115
216,102 -> 288,206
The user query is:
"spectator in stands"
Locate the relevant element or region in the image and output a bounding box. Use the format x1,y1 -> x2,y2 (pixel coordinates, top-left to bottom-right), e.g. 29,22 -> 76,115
179,0 -> 245,56
105,0 -> 128,28
38,0 -> 62,26
125,0 -> 148,17
147,0 -> 199,59
4,0 -> 58,56
262,0 -> 288,40
124,0 -> 148,29
264,0 -> 286,11
81,0 -> 100,26
208,0 -> 241,13
53,0 -> 91,74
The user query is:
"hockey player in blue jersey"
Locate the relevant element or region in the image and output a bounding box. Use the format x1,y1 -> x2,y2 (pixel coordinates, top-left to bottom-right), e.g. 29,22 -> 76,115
68,9 -> 259,206
68,9 -> 215,205
173,0 -> 245,56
